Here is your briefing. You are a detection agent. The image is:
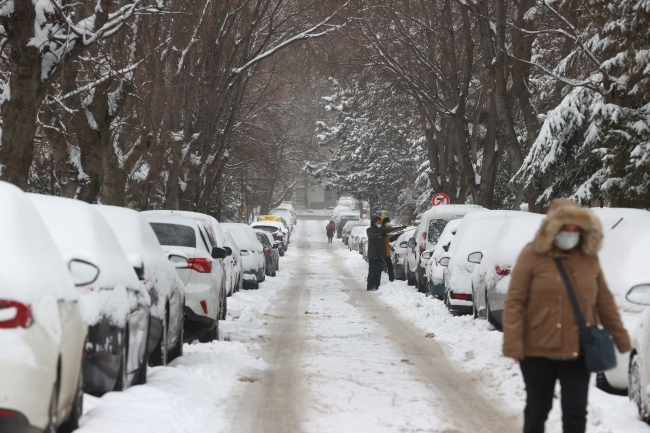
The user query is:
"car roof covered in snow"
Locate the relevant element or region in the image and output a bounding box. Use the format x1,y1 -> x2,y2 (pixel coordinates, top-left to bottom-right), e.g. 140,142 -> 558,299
222,223 -> 263,250
0,182 -> 76,312
142,210 -> 225,247
28,194 -> 142,290
595,208 -> 650,305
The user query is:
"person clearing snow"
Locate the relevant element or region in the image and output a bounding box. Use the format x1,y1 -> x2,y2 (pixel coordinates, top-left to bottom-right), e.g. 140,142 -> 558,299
366,215 -> 404,291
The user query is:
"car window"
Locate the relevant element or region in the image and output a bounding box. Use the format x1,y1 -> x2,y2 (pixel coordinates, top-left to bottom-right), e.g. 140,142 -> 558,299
150,223 -> 196,248
428,219 -> 451,245
198,225 -> 212,251
254,225 -> 279,233
256,233 -> 269,246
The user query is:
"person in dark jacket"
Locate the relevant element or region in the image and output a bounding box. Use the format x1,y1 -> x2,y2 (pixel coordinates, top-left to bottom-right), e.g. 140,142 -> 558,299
366,215 -> 404,291
326,221 -> 335,243
380,216 -> 395,281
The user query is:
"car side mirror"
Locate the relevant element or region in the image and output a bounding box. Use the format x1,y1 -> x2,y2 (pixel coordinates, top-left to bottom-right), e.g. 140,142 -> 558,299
68,259 -> 100,287
442,244 -> 450,252
399,241 -> 408,248
240,249 -> 250,256
467,252 -> 483,264
626,285 -> 650,305
127,253 -> 145,280
273,242 -> 280,249
167,251 -> 189,269
211,247 -> 228,259
421,251 -> 432,260
224,246 -> 232,256
439,257 -> 450,267
407,238 -> 416,248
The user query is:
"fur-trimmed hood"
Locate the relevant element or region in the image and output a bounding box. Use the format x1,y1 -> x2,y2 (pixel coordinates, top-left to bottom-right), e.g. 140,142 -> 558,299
533,198 -> 603,256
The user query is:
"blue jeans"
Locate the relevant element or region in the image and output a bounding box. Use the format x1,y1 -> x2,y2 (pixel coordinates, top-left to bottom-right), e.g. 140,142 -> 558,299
367,259 -> 383,289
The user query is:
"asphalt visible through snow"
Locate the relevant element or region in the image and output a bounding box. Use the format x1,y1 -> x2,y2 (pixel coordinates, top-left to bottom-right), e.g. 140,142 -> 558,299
230,217 -> 521,433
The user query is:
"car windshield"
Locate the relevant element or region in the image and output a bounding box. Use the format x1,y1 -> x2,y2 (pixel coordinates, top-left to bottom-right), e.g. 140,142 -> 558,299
254,225 -> 279,233
150,222 -> 196,247
340,217 -> 359,226
428,219 -> 451,245
256,233 -> 270,246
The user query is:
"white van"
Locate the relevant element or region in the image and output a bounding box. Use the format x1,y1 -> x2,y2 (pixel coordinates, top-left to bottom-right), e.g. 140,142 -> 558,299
411,204 -> 483,292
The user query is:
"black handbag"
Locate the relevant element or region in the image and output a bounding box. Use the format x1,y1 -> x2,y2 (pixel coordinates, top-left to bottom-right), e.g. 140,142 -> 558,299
554,258 -> 617,372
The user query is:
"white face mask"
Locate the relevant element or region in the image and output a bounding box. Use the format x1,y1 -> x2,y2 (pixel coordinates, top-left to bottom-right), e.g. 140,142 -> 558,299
554,231 -> 581,251
375,223 -> 381,228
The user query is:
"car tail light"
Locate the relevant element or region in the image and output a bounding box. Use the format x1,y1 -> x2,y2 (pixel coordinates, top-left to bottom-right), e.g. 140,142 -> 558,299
277,234 -> 283,239
264,248 -> 269,255
451,293 -> 471,301
419,246 -> 426,254
495,266 -> 511,276
0,300 -> 33,329
200,300 -> 208,314
187,258 -> 212,273
0,409 -> 20,418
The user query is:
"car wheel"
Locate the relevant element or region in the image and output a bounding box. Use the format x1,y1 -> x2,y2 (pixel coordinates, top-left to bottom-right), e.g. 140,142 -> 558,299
596,371 -> 627,396
170,315 -> 184,361
630,354 -> 647,420
150,313 -> 168,367
276,259 -> 280,271
199,321 -> 218,343
406,264 -> 416,286
113,329 -> 129,391
486,299 -> 502,331
58,364 -> 83,433
472,293 -> 478,319
46,375 -> 59,433
135,347 -> 148,385
220,288 -> 227,320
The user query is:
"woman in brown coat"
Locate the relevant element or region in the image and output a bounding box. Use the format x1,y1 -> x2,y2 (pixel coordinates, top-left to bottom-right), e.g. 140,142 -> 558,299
503,199 -> 631,433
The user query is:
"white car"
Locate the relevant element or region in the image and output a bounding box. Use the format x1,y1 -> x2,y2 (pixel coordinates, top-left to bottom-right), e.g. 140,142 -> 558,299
335,211 -> 361,239
275,203 -> 297,225
413,205 -> 484,293
95,205 -> 186,366
391,227 -> 416,280
145,215 -> 227,342
143,210 -> 229,320
470,214 -> 544,326
0,182 -> 88,433
29,194 -> 152,395
423,220 -> 461,298
251,220 -> 288,254
224,232 -> 244,296
270,208 -> 296,233
588,208 -> 650,397
222,223 -> 266,290
440,210 -> 526,315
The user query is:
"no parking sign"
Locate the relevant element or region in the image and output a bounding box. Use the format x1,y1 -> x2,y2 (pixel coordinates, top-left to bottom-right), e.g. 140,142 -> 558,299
431,193 -> 450,206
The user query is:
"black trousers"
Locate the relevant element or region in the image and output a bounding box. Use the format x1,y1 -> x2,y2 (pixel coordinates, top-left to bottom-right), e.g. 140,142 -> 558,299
367,259 -> 383,289
383,257 -> 394,281
519,357 -> 590,433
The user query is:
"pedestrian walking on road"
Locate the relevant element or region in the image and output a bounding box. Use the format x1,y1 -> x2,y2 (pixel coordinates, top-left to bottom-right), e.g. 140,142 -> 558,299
503,199 -> 631,433
326,220 -> 335,244
366,215 -> 404,291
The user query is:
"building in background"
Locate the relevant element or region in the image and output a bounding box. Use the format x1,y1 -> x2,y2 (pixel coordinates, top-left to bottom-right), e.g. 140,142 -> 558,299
293,176 -> 339,210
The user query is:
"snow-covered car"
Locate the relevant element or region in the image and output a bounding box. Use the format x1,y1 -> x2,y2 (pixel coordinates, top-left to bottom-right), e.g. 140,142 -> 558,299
587,208 -> 650,397
391,227 -> 416,280
270,208 -> 296,235
95,205 -> 186,366
470,213 -> 544,327
143,210 -> 229,320
440,210 -> 525,315
275,203 -> 297,225
405,235 -> 418,285
423,220 -> 461,298
335,211 -> 361,238
251,220 -> 288,254
257,215 -> 292,244
29,194 -> 151,394
222,223 -> 266,290
413,205 -> 484,293
145,215 -> 227,342
331,205 -> 352,221
350,225 -> 368,252
254,229 -> 279,277
342,221 -> 366,245
0,182 -> 88,433
224,232 -> 244,296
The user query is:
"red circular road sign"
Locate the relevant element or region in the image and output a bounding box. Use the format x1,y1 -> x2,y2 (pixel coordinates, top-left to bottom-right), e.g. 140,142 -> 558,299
431,193 -> 450,206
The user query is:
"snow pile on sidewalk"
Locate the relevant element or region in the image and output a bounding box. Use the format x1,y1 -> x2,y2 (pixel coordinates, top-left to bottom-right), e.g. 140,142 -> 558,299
336,247 -> 649,433
76,236 -> 300,433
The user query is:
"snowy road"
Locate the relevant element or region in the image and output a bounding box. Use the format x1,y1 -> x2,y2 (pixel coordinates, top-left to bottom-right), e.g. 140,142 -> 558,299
76,217 -> 650,433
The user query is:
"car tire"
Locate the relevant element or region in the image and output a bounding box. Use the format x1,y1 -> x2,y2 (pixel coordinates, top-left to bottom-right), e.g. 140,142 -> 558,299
114,329 -> 129,391
150,312 -> 168,367
629,354 -> 647,420
221,287 -> 227,320
472,285 -> 478,319
406,263 -> 416,286
596,371 -> 627,396
135,348 -> 148,385
170,315 -> 184,361
46,374 -> 59,433
58,364 -> 83,433
486,299 -> 502,331
199,321 -> 218,343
